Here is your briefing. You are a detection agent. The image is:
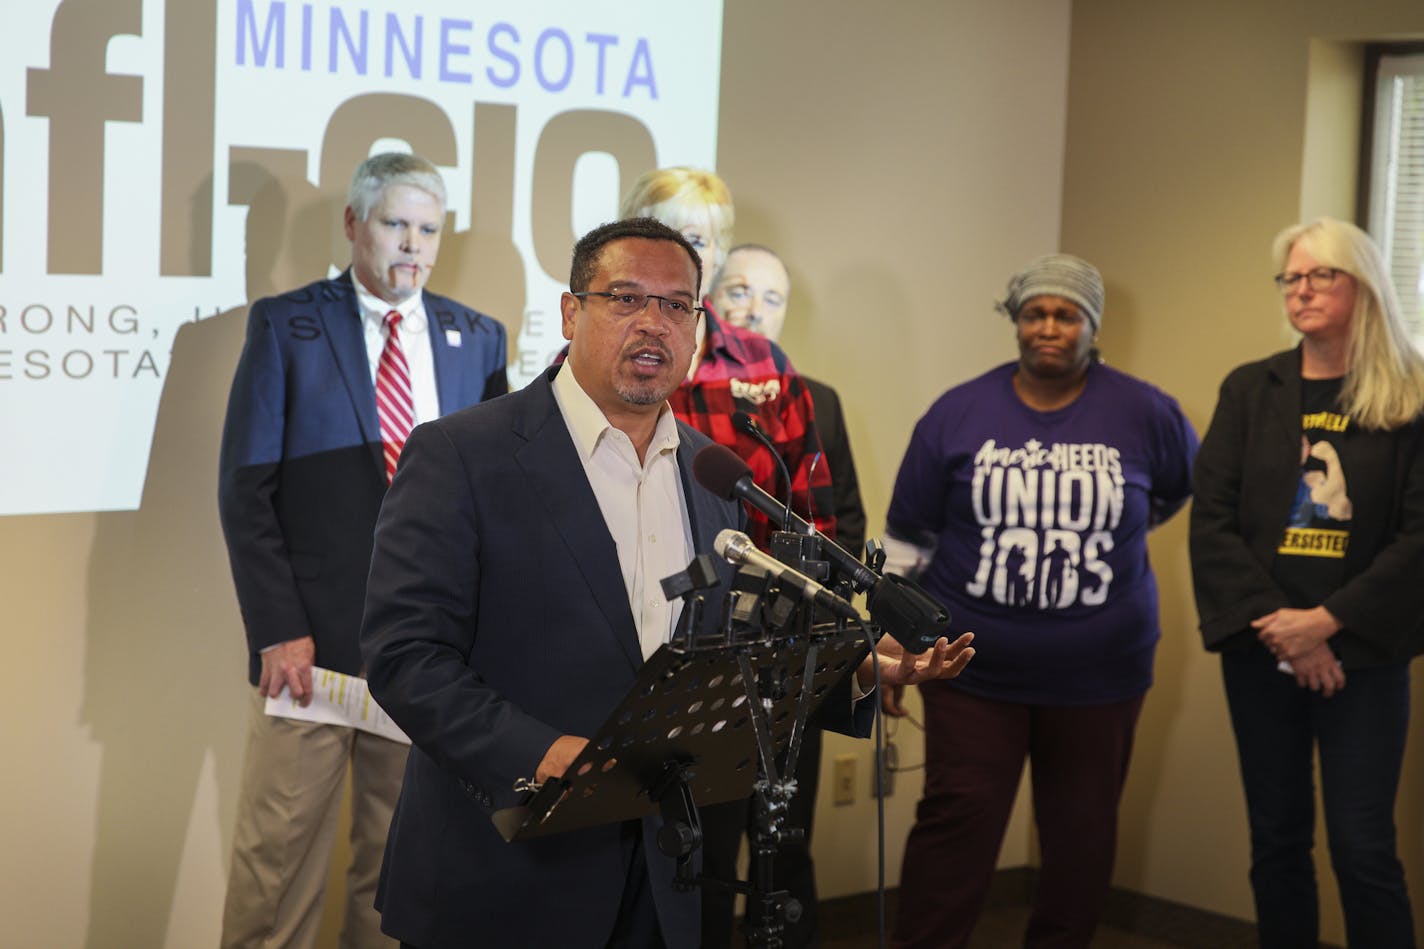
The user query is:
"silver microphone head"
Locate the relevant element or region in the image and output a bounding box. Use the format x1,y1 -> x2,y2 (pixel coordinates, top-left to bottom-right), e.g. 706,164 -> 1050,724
713,528 -> 754,562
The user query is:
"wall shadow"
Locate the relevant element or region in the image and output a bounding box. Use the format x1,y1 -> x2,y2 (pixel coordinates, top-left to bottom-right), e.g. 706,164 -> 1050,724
78,157 -> 340,946
81,307 -> 250,949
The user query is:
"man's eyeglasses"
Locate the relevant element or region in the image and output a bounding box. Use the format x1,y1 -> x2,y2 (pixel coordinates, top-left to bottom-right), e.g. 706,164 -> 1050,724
572,291 -> 704,325
1273,267 -> 1341,295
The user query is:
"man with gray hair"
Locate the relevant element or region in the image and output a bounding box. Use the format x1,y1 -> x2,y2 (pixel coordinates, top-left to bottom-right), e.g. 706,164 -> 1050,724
218,152 -> 508,949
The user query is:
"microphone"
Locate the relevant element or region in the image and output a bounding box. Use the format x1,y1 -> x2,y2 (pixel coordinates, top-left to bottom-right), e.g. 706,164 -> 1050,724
695,443 -> 953,653
732,411 -> 795,531
714,529 -> 860,621
694,443 -> 877,590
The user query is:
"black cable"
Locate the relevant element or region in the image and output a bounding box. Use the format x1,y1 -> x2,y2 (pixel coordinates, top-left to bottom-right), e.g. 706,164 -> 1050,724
733,411 -> 798,534
857,617 -> 889,949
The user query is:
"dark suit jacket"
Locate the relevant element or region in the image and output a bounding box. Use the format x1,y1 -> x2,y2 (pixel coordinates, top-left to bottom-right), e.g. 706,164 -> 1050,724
360,366 -> 870,948
219,273 -> 507,683
1190,347 -> 1424,667
359,366 -> 738,948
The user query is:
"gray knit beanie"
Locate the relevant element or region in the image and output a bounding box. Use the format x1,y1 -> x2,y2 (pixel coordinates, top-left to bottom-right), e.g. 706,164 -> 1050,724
997,253 -> 1104,330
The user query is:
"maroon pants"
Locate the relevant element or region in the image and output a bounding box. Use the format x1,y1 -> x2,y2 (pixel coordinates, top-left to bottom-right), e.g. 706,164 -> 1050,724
891,683 -> 1144,949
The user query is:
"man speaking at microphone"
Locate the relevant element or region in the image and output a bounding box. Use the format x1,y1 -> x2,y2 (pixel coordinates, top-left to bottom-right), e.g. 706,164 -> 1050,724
359,218 -> 974,949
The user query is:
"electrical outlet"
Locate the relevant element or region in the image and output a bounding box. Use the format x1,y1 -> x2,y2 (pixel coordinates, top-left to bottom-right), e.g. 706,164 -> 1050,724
832,754 -> 856,806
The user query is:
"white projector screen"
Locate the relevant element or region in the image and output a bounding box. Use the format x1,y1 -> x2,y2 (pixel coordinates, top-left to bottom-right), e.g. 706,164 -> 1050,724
0,0 -> 723,515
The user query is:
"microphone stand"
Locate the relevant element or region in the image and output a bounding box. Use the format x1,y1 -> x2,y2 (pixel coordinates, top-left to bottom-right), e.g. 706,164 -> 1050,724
488,551 -> 870,949
734,410 -> 803,535
722,420 -> 862,945
732,529 -> 858,948
693,535 -> 859,949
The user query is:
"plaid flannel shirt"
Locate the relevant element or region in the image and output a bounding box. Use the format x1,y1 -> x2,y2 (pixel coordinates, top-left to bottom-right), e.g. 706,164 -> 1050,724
669,306 -> 836,551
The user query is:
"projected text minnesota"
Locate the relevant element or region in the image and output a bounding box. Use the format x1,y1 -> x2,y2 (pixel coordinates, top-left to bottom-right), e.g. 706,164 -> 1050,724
237,1 -> 661,97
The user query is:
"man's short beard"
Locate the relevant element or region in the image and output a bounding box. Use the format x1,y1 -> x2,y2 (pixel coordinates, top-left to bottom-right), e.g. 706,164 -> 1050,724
615,381 -> 674,405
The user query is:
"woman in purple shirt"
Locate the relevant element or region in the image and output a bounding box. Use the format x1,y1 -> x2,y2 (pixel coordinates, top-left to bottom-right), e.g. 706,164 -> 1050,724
885,254 -> 1197,949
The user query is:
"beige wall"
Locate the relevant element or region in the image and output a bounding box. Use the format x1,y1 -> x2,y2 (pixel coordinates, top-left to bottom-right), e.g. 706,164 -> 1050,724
1061,2 -> 1424,944
9,1 -> 1424,947
714,0 -> 1072,899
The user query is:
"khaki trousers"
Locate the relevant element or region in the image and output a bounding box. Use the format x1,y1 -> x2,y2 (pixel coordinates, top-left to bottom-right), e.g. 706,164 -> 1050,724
221,688 -> 408,949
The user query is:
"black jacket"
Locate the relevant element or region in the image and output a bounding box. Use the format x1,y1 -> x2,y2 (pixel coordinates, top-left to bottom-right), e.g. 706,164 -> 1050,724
803,375 -> 866,556
1190,347 -> 1424,668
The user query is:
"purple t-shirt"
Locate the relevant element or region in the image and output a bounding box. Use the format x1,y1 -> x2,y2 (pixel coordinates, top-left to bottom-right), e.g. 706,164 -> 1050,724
887,362 -> 1198,705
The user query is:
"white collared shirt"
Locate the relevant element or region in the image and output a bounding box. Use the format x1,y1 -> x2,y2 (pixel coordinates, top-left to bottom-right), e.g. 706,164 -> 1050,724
552,363 -> 695,661
353,273 -> 440,425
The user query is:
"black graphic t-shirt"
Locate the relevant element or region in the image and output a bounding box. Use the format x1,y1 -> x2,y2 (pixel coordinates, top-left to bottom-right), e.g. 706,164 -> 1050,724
1274,377 -> 1351,606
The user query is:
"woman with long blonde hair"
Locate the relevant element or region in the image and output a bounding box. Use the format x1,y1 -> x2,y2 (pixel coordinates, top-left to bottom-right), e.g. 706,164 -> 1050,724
1191,217 -> 1424,948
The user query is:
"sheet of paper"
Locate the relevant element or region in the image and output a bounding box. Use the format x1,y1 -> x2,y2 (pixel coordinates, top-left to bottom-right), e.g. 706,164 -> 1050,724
264,666 -> 410,745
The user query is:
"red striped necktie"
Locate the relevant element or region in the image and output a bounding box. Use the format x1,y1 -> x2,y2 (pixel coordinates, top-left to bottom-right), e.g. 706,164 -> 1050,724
375,310 -> 414,483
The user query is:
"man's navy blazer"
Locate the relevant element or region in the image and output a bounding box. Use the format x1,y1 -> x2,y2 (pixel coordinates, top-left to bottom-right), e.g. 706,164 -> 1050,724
219,272 -> 507,684
362,364 -> 881,948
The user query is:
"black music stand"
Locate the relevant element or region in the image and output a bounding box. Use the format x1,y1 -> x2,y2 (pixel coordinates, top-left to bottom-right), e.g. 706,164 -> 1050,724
492,577 -> 869,948
490,627 -> 865,840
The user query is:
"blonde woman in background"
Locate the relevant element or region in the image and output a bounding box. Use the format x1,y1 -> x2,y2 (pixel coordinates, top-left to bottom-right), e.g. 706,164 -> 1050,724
1190,217 -> 1424,949
619,166 -> 732,301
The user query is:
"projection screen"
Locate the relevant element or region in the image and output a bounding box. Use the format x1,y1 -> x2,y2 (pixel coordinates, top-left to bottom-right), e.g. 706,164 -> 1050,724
0,0 -> 723,515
